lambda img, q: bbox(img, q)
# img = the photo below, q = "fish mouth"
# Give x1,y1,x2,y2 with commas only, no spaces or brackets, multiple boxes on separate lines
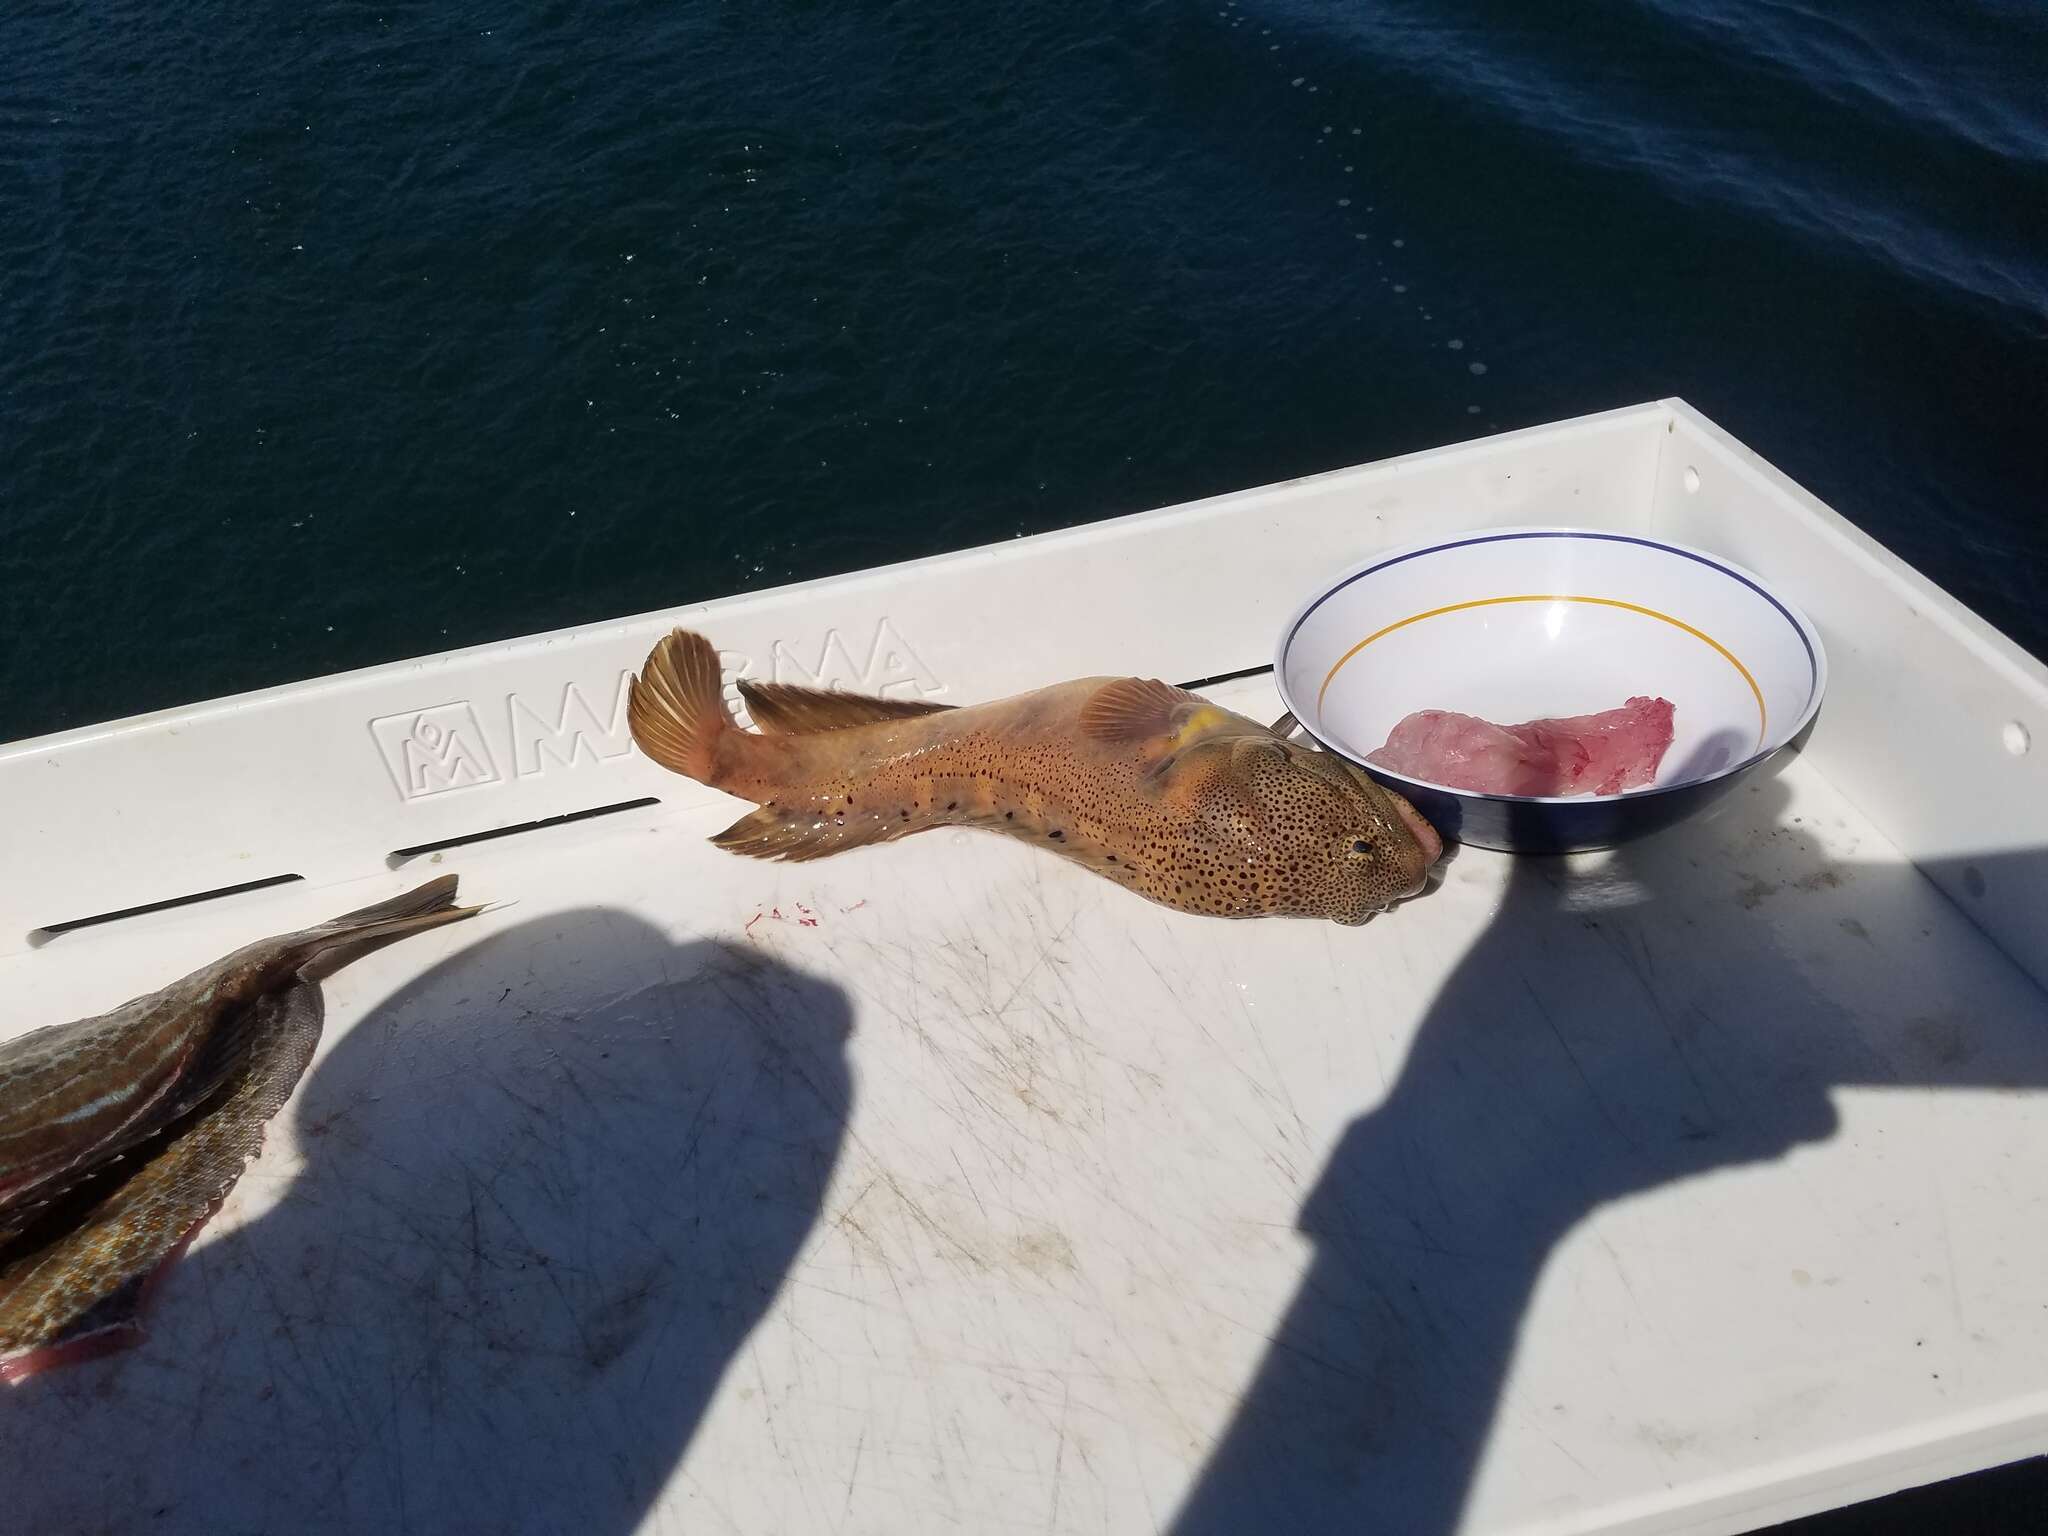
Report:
1388,856,1447,908
1388,797,1443,868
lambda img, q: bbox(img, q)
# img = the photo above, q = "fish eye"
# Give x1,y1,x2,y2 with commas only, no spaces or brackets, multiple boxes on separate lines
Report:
1348,837,1372,857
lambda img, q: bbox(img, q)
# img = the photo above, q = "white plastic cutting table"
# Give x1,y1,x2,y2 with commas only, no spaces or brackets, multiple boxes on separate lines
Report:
3,400,2045,1536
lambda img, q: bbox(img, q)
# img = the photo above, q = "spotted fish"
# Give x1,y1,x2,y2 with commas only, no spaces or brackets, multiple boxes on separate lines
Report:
627,629,1441,923
0,875,482,1383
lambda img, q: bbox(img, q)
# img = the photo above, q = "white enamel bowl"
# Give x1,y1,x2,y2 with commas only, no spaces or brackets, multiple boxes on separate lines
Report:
1274,527,1828,853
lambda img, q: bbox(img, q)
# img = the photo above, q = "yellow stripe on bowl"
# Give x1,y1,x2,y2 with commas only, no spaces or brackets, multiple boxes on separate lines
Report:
1315,594,1767,750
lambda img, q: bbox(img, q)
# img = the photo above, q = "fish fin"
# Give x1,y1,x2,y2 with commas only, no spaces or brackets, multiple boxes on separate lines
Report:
290,875,483,978
323,872,465,928
0,881,471,1228
628,629,733,784
1076,679,1205,743
737,680,954,735
708,805,925,864
1,1287,147,1384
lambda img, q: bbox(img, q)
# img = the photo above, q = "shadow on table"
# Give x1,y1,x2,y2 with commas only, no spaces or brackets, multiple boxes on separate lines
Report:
1173,769,2048,1535
0,909,854,1535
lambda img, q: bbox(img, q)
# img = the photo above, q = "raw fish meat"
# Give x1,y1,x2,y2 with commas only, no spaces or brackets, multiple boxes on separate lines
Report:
1366,697,1676,797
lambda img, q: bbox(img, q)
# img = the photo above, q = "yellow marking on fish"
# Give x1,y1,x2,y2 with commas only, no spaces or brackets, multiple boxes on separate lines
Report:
1317,594,1767,750
1174,706,1233,747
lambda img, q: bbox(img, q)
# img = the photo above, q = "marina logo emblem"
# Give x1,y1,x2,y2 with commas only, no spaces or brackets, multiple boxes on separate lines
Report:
508,674,637,776
370,619,944,800
370,703,504,799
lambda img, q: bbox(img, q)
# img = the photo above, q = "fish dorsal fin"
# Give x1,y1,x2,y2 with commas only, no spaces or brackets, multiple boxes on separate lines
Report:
1077,678,1208,743
736,680,955,735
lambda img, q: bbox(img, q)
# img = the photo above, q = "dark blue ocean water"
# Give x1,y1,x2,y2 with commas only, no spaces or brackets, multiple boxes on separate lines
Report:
3,0,2044,743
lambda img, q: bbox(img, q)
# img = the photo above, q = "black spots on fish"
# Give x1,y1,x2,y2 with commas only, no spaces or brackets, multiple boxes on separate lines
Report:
1047,829,1064,841
1004,810,1014,821
946,801,957,812
899,809,910,820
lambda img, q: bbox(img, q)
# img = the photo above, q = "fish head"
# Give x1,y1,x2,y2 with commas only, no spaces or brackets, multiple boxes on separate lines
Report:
1174,735,1443,924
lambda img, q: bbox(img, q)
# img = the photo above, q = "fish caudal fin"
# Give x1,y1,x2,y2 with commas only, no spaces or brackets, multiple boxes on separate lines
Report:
629,629,733,784
289,874,483,980
737,679,953,734
302,874,480,951
319,872,472,934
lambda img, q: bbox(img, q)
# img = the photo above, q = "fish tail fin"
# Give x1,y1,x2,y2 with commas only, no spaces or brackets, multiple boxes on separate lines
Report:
284,875,483,980
629,629,733,785
139,879,477,1107
309,874,481,947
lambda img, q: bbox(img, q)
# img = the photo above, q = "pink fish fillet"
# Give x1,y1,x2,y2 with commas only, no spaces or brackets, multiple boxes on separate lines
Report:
1365,696,1676,797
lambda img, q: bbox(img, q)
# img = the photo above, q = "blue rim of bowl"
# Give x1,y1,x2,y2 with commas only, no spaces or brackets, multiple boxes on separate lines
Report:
1273,526,1830,807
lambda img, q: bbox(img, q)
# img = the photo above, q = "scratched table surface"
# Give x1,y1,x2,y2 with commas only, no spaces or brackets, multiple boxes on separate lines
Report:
4,403,2047,1535
3,667,2046,1536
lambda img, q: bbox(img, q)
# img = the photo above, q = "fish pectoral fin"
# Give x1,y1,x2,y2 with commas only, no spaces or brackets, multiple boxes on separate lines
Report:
1076,679,1207,744
710,804,925,863
736,681,955,735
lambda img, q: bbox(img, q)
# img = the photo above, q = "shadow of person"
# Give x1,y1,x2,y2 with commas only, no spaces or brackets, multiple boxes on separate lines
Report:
1172,770,2048,1535
0,908,854,1536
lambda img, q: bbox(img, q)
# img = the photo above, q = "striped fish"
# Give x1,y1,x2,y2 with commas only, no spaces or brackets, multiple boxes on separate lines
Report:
1,875,481,1383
